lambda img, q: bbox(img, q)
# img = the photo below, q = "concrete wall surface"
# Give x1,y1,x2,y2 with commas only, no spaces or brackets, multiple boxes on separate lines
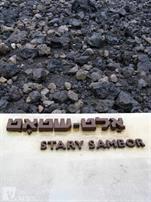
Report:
0,114,151,202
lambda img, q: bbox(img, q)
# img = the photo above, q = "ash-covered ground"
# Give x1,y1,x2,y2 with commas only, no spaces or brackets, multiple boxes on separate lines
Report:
0,0,151,113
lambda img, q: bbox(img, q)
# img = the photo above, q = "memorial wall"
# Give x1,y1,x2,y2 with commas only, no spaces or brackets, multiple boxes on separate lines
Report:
0,114,150,202
0,0,151,201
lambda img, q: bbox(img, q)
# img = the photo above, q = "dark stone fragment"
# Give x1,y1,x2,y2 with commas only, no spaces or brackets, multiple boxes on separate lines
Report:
93,59,103,70
122,65,134,78
137,54,151,72
145,47,151,56
147,97,151,109
0,86,6,97
0,62,20,79
96,100,114,113
0,43,10,55
7,31,28,43
106,35,120,45
68,104,78,113
8,86,23,101
1,7,19,24
27,104,38,113
91,81,120,99
32,68,48,82
7,100,29,113
115,91,138,111
28,91,41,103
75,56,89,65
53,91,68,103
44,103,60,113
87,32,105,48
19,48,38,59
49,38,63,48
31,32,46,44
81,106,96,113
0,98,8,112
47,59,63,72
72,0,97,12
47,35,70,49
48,18,60,26
107,62,121,71
69,18,82,28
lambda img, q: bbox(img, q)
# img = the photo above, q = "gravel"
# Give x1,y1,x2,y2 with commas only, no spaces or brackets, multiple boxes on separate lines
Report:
76,69,88,80
26,91,41,104
32,68,49,82
115,91,139,112
0,43,10,55
68,90,79,102
87,32,105,48
53,91,68,103
0,0,150,113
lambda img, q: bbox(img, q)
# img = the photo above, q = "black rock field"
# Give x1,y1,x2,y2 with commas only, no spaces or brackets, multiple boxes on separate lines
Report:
0,0,151,113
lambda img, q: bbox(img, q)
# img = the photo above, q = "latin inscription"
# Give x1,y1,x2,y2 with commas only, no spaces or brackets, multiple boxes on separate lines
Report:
40,139,145,151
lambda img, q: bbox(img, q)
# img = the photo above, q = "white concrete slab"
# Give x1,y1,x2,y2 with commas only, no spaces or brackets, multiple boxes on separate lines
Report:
0,114,151,202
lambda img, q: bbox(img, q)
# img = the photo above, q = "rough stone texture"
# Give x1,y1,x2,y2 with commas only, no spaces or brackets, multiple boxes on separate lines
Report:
0,43,10,55
53,91,68,103
68,90,79,102
115,91,139,112
0,0,151,112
